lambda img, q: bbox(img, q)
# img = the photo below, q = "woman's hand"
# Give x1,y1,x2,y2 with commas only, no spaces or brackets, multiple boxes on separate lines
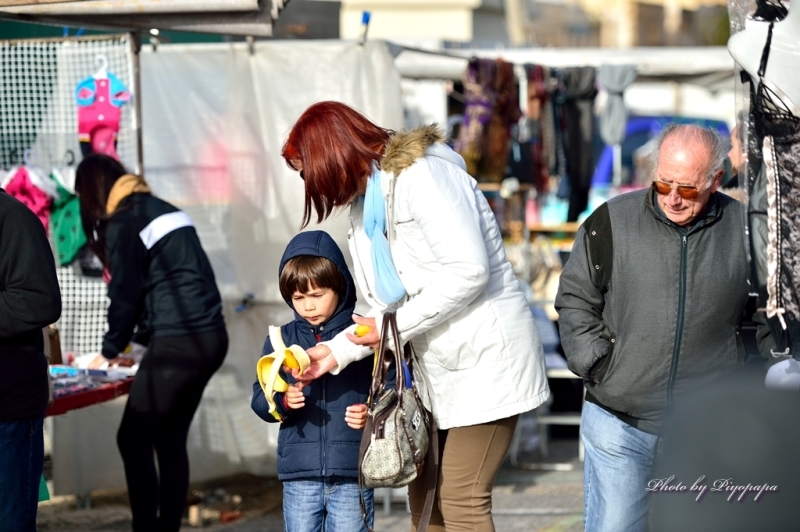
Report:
114,356,136,367
89,353,139,369
88,354,110,369
346,315,380,350
345,403,368,430
293,344,337,382
285,383,306,410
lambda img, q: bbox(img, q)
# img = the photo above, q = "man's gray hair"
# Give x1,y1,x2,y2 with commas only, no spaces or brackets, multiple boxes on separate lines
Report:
653,123,730,188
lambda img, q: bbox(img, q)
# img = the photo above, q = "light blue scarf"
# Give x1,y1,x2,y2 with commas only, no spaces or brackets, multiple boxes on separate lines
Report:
363,165,406,305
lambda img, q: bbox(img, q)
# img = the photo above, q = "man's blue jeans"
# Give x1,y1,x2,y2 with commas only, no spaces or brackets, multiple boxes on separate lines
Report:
582,402,660,532
283,477,374,532
0,417,44,532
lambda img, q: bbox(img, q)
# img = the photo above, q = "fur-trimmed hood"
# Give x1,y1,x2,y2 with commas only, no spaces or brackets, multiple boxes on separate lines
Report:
381,125,466,176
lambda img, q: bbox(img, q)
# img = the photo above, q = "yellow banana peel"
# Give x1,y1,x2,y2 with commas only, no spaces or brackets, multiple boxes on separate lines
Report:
256,326,312,419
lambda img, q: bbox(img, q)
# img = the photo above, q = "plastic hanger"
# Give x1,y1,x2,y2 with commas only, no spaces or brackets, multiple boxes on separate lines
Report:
51,150,77,194
93,54,109,80
22,149,59,198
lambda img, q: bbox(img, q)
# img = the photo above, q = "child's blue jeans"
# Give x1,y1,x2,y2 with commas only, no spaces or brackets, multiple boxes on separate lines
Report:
283,476,374,532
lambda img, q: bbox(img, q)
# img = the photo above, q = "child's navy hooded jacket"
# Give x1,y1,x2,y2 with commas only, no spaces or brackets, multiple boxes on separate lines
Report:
251,231,373,481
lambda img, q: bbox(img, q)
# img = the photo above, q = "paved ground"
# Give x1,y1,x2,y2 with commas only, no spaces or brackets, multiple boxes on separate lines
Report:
37,440,584,532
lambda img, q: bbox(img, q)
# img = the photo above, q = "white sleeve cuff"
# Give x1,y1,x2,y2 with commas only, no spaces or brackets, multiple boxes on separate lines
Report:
319,325,373,375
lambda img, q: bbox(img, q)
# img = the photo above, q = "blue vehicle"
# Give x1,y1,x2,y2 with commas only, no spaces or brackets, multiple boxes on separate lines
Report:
591,115,732,187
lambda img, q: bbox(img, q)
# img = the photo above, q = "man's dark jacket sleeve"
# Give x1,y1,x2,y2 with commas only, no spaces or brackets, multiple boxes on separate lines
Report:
0,193,61,337
0,190,61,421
555,206,613,382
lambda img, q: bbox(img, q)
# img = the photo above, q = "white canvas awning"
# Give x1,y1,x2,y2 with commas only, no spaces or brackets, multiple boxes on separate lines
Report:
0,0,288,36
0,0,260,15
392,45,736,88
0,0,85,5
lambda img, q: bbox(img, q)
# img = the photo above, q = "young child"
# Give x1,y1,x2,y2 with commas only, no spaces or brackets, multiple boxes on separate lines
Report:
251,230,375,531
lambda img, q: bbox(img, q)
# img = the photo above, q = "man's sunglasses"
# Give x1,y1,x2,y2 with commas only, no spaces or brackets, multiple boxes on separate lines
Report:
651,180,701,200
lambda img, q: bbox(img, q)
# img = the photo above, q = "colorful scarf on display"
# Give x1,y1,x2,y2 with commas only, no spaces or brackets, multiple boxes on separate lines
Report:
526,64,551,194
50,173,87,266
363,166,406,305
454,57,521,183
4,166,53,231
106,174,150,214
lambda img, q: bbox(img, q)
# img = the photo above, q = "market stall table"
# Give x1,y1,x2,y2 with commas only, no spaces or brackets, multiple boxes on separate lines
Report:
45,377,134,417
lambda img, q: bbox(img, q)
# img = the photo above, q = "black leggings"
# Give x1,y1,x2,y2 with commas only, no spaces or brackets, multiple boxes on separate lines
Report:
117,329,228,532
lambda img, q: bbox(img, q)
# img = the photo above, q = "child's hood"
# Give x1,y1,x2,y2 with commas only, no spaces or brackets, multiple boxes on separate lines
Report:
278,230,356,330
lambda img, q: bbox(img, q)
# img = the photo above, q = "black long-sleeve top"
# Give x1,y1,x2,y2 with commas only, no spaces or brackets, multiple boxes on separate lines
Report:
102,193,224,358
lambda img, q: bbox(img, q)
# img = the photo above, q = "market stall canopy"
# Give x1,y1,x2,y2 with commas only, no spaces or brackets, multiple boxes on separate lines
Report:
0,0,86,5
0,0,287,36
0,0,260,14
392,45,735,90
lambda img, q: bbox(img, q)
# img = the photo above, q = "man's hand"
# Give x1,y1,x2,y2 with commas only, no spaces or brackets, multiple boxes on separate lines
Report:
345,403,368,430
293,344,337,382
285,383,306,410
346,315,380,350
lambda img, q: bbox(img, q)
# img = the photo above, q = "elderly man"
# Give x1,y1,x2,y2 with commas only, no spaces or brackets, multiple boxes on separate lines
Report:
0,189,61,531
556,123,753,532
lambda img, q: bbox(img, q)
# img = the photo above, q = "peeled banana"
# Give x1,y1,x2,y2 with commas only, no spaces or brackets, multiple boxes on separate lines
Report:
256,326,312,420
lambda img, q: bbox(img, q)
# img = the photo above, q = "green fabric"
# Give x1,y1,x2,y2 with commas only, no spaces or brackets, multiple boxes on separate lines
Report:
50,175,87,266
38,474,50,502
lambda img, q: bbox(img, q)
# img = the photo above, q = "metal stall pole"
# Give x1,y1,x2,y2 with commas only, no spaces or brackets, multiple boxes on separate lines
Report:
130,31,144,177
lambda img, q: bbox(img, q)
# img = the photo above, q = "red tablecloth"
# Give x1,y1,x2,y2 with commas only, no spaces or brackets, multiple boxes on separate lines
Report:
45,377,134,417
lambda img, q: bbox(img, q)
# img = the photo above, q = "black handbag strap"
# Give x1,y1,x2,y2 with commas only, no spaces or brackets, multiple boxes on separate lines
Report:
358,312,439,532
366,312,405,407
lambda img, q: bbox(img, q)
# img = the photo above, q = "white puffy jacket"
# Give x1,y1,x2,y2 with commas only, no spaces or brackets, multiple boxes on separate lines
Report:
322,126,550,429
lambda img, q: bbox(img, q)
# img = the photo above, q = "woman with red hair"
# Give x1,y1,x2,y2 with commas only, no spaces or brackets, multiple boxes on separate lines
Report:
284,101,549,532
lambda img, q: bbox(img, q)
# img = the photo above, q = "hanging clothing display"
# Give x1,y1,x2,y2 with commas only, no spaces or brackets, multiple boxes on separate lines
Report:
551,68,571,200
542,67,558,182
2,166,55,231
597,64,637,147
49,171,87,266
76,70,131,160
454,57,521,183
750,22,800,355
523,64,551,193
561,67,598,221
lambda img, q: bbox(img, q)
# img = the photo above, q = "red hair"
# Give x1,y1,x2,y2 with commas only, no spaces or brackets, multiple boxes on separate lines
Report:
282,101,393,227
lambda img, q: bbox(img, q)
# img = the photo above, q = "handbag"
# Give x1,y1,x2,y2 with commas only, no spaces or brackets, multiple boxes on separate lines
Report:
358,311,438,531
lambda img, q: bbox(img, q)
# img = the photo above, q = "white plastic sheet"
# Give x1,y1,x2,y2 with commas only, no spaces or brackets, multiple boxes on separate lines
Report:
140,40,403,303
52,40,404,492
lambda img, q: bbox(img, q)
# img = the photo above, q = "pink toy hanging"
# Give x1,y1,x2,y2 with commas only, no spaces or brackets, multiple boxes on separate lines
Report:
76,55,131,160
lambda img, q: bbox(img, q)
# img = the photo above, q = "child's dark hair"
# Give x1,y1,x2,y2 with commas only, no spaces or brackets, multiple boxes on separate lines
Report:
279,256,347,302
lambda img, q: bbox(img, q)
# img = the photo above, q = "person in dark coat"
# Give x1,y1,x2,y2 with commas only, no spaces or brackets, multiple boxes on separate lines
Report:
556,124,767,532
75,154,227,532
251,230,376,532
0,189,61,532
